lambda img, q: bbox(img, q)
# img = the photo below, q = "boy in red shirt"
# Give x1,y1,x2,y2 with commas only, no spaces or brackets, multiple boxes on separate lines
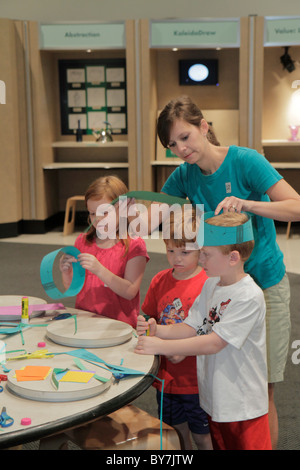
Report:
142,207,212,450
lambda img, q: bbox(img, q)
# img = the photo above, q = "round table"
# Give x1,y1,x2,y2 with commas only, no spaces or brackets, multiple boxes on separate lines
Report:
0,306,158,449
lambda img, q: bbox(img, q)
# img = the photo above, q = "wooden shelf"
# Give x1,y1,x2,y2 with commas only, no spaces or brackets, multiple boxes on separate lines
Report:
262,140,300,147
52,141,128,149
151,160,182,166
151,160,300,170
43,162,129,170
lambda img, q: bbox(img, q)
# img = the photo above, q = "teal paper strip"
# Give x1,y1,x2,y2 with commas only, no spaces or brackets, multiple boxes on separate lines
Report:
40,246,86,299
111,191,189,206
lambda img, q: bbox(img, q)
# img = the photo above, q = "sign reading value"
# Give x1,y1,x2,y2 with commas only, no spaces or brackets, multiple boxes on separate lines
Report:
265,17,300,46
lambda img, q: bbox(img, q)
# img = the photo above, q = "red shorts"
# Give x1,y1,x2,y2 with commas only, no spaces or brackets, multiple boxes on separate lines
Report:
208,414,272,450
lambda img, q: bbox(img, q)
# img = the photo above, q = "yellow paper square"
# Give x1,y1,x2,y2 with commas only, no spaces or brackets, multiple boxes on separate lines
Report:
59,370,94,384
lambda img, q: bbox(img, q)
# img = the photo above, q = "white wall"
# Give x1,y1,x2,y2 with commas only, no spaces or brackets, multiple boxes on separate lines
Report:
1,0,300,22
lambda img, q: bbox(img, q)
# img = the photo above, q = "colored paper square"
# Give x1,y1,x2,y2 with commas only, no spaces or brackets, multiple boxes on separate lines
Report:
15,366,52,381
59,370,94,384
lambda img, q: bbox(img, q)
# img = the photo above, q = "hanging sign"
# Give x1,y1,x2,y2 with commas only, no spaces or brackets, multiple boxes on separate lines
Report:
39,22,126,50
150,19,240,48
264,16,300,46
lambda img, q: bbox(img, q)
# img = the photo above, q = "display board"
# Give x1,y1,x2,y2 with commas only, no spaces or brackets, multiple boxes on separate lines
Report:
59,59,127,136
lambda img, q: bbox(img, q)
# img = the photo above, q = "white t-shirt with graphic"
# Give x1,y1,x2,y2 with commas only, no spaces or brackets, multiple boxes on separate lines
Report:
185,274,268,422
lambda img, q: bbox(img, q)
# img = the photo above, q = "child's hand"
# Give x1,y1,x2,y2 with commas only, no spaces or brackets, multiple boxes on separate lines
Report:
134,335,162,355
59,254,77,272
136,315,157,336
77,253,101,275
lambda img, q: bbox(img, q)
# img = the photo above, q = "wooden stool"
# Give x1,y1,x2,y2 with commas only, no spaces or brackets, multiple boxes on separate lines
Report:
66,405,181,450
40,405,181,450
63,196,85,236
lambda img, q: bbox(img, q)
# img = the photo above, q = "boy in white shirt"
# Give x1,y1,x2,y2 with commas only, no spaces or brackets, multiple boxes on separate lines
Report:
135,211,271,450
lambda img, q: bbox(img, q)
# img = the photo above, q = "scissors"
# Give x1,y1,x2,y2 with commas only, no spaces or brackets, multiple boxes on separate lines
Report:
0,407,14,427
0,374,7,392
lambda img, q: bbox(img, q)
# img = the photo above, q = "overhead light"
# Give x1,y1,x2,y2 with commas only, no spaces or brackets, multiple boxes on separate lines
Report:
280,47,295,73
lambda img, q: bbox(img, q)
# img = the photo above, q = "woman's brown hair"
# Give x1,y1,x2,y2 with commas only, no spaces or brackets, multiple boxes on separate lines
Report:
157,95,220,148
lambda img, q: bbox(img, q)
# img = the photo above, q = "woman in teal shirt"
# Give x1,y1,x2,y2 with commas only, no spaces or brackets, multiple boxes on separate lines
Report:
157,95,300,449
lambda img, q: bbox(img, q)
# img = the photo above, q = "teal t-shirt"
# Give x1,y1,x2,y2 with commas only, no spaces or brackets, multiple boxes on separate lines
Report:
161,145,285,289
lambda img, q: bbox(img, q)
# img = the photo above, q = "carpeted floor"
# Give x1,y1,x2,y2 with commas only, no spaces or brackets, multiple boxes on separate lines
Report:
0,241,299,450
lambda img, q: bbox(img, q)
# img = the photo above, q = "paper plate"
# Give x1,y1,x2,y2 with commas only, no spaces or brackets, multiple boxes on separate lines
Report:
6,359,112,402
46,315,133,348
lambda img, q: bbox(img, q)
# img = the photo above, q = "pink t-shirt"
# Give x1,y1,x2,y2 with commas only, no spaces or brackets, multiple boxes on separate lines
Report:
142,268,208,394
74,234,149,328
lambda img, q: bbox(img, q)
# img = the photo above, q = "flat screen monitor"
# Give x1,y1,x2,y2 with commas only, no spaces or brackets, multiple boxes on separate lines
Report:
179,59,219,86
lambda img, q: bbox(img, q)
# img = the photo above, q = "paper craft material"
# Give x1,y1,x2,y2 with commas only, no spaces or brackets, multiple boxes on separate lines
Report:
46,316,132,348
59,370,95,384
7,358,112,402
73,357,109,383
15,366,52,382
197,210,254,247
111,191,189,206
0,295,63,321
40,246,85,299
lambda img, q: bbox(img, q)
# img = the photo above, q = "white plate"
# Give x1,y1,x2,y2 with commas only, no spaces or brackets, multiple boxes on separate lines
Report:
46,315,133,348
6,358,112,402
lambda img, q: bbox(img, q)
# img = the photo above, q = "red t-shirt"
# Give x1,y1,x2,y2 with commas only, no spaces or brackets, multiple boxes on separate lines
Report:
142,268,208,394
74,234,149,328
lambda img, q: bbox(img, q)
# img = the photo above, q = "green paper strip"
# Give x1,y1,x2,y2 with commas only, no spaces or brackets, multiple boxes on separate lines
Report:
111,191,189,206
52,367,69,390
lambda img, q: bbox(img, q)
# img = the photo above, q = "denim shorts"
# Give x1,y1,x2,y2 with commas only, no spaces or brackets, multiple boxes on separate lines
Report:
156,390,210,435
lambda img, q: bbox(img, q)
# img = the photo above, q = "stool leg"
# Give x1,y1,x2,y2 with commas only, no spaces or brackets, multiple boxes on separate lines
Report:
286,221,291,239
63,199,76,236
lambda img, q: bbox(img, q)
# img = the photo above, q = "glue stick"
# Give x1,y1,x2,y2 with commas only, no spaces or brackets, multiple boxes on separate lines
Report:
21,296,29,324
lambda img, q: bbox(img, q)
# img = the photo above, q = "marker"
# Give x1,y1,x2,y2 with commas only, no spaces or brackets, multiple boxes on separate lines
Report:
21,297,29,324
143,314,150,336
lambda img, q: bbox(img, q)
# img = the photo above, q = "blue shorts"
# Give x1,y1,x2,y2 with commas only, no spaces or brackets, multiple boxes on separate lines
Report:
156,391,210,435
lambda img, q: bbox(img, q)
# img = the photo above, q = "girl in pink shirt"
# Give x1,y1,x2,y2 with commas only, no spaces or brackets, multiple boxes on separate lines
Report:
60,176,149,328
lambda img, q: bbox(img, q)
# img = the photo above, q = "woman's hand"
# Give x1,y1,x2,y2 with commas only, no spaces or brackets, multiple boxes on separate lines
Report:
214,196,249,215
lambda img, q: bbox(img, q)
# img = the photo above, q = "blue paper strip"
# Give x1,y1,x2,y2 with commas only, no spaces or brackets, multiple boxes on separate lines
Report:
40,246,85,299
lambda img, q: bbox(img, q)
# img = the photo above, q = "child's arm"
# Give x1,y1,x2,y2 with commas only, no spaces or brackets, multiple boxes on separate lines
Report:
77,253,147,300
135,330,227,357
